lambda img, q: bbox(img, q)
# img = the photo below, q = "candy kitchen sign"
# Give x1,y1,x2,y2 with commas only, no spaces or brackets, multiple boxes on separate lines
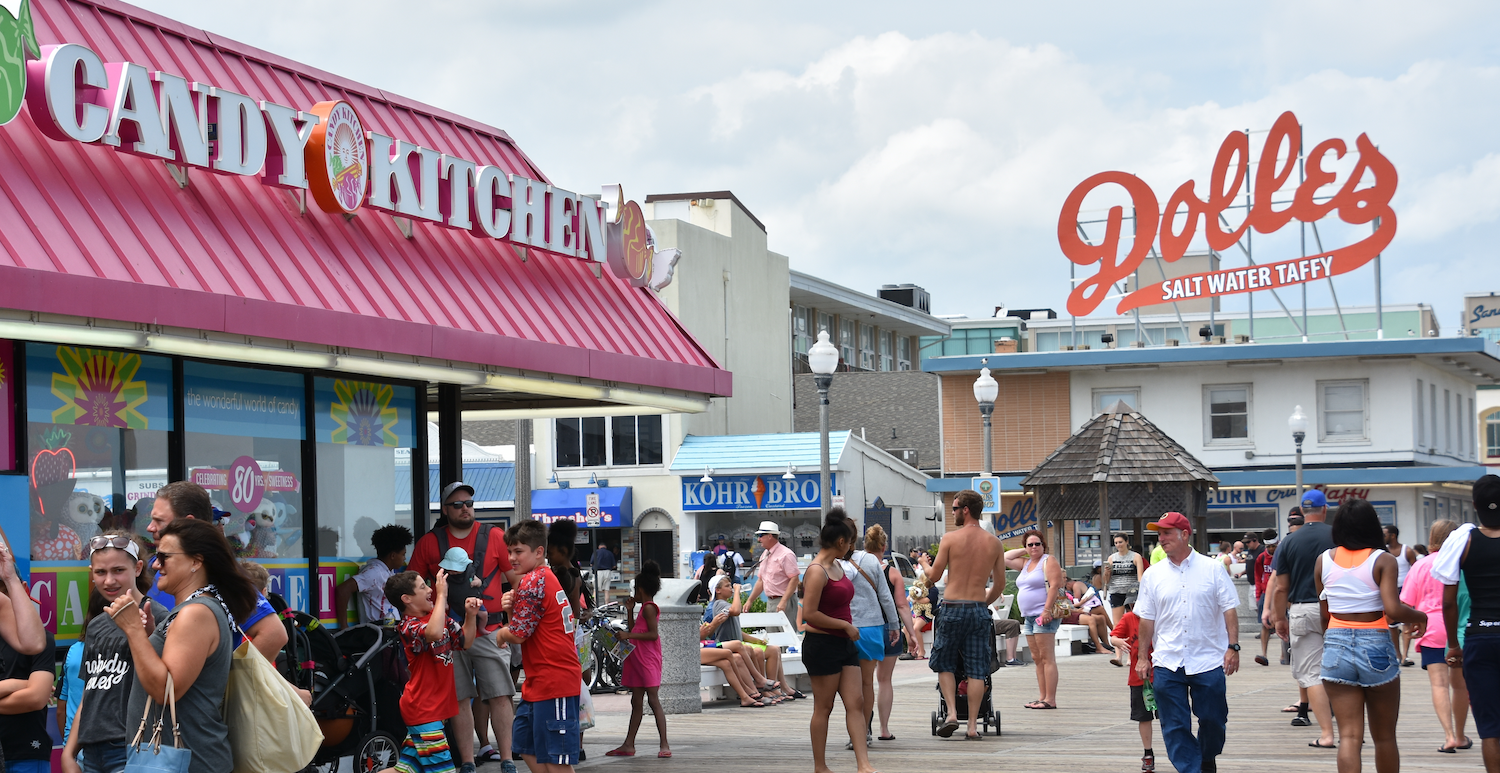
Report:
0,0,662,286
1057,111,1397,316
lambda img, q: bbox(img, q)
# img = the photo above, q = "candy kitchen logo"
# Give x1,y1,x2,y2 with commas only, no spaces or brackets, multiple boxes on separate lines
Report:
1058,111,1397,316
10,20,668,285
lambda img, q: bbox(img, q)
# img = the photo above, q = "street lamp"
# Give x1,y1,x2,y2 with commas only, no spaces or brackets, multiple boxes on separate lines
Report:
973,362,999,476
1288,405,1308,499
808,330,840,515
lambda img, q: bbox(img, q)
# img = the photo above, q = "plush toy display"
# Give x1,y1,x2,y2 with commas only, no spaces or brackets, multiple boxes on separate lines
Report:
65,491,107,545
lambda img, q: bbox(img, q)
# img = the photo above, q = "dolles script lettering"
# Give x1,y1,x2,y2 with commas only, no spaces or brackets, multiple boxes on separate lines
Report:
1057,111,1397,316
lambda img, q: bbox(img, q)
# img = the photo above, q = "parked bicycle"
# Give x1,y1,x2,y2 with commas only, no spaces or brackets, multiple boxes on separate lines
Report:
579,601,629,693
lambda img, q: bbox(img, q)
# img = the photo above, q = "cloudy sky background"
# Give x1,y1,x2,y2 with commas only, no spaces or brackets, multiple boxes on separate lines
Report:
129,0,1500,327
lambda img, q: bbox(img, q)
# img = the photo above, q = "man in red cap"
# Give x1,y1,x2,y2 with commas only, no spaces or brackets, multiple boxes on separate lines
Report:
1134,512,1240,773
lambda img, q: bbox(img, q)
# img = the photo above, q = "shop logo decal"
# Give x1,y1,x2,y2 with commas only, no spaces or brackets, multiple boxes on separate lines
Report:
50,347,149,429
305,100,367,215
0,0,37,126
330,379,398,447
752,477,766,509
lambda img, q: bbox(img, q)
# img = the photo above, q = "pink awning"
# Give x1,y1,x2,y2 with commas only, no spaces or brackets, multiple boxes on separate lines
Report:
0,0,730,397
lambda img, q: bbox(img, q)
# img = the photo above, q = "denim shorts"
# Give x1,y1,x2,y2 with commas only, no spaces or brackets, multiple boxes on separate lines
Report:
1320,627,1400,687
513,696,580,766
1022,615,1061,635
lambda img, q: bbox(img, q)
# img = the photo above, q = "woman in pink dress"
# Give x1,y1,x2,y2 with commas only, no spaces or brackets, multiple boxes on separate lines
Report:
607,561,671,758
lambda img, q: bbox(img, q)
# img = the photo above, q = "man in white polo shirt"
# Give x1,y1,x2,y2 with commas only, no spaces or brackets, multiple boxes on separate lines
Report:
747,521,800,625
1135,512,1241,773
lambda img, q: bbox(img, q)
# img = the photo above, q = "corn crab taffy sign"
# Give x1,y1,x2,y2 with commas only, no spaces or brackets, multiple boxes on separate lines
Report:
4,7,666,285
1057,111,1398,316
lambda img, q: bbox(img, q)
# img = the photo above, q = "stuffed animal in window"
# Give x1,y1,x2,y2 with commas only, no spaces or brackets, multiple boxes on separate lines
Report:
220,508,255,557
248,499,281,558
65,491,107,546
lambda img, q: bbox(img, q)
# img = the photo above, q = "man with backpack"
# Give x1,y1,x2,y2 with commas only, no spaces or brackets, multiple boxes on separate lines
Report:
408,482,520,773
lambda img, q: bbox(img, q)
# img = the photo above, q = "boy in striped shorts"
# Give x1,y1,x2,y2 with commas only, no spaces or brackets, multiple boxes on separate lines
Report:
381,569,480,773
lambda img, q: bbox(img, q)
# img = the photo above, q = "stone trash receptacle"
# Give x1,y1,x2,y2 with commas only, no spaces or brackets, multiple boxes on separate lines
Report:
655,578,703,714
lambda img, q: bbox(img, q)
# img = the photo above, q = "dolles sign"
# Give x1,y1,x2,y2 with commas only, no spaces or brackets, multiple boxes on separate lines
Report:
14,33,654,281
1058,111,1398,316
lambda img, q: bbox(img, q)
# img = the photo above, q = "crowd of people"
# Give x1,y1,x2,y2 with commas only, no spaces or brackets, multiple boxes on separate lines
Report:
12,472,1500,773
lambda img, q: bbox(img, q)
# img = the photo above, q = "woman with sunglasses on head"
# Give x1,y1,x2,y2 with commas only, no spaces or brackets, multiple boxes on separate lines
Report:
108,519,258,773
1005,529,1065,710
59,534,169,773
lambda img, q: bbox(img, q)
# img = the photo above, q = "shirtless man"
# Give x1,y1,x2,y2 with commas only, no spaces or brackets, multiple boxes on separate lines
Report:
925,489,1007,739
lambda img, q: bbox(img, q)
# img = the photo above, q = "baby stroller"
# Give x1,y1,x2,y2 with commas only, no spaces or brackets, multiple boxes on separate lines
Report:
929,608,1001,737
277,611,408,772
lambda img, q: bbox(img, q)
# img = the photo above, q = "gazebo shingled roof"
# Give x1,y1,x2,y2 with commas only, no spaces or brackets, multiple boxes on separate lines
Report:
1021,401,1220,551
1022,401,1219,488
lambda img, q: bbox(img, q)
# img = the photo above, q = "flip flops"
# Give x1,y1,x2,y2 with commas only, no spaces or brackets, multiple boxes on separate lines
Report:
936,719,960,737
659,751,673,758
605,749,635,757
1309,741,1337,749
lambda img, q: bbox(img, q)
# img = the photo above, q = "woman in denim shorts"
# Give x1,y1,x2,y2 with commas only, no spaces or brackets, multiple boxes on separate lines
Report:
1004,529,1065,710
1315,499,1427,771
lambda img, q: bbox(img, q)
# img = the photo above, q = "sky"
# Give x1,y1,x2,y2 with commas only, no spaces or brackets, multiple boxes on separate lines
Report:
126,0,1500,328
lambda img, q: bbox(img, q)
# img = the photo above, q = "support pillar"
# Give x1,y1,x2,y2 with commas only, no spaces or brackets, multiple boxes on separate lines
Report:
437,384,462,496
515,419,532,520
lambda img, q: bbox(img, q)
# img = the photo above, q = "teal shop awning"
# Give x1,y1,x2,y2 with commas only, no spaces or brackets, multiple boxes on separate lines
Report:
532,487,634,528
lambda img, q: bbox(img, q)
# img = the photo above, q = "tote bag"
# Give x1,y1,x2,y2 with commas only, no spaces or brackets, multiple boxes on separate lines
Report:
125,672,191,773
225,640,324,773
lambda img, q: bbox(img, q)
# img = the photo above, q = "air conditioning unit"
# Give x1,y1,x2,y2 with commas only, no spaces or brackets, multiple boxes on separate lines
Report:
1234,335,1250,344
1166,339,1180,347
891,448,919,468
693,198,715,208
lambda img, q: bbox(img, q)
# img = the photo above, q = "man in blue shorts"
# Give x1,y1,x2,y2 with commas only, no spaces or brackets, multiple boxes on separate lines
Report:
924,489,1007,739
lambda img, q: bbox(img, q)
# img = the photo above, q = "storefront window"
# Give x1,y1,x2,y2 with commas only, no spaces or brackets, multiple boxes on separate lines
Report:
793,305,810,354
557,415,662,468
183,361,304,561
25,344,173,560
314,378,417,627
898,337,911,370
839,320,856,366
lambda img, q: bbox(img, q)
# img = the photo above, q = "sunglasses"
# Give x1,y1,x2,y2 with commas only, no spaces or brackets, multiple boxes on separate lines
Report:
154,550,184,564
87,534,139,559
446,500,475,509
1025,542,1043,547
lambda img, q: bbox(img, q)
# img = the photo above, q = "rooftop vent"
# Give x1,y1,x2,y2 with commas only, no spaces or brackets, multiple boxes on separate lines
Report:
877,284,931,314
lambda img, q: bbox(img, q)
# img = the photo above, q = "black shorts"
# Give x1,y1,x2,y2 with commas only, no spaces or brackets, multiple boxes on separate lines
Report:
1109,591,1137,608
1420,645,1446,671
1129,684,1157,723
1466,635,1500,739
803,631,858,676
885,629,907,657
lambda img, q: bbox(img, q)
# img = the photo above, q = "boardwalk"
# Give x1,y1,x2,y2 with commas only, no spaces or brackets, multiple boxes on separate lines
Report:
571,650,1480,773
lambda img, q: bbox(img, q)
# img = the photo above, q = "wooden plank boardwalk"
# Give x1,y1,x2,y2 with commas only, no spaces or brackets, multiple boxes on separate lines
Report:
561,651,1482,773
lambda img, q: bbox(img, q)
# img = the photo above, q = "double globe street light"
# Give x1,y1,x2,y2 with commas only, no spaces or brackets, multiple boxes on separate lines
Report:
808,330,841,516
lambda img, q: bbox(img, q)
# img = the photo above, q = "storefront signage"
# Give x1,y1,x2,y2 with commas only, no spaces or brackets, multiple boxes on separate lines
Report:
532,487,633,528
1466,295,1500,335
1209,486,1371,506
1058,111,1398,316
994,494,1037,540
8,18,654,281
680,473,835,512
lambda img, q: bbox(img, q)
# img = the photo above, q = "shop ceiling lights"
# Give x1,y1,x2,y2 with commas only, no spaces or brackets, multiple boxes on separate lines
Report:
144,336,336,369
333,357,486,385
0,320,144,349
485,374,609,400
443,405,674,421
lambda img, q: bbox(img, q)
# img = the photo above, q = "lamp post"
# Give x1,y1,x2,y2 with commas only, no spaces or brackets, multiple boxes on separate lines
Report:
1288,405,1308,500
973,363,999,476
808,330,840,515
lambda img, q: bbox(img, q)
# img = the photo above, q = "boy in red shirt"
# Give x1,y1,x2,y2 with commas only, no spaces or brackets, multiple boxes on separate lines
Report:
380,570,480,773
497,520,582,773
1109,602,1157,773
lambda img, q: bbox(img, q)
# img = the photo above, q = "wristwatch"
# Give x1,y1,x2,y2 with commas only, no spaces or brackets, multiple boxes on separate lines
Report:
1226,643,1241,652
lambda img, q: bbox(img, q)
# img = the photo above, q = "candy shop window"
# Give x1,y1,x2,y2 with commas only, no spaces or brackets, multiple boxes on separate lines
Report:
183,361,304,560
313,377,417,557
24,344,173,561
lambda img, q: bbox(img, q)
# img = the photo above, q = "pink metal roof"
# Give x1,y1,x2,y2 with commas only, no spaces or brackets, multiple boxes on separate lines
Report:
0,0,730,397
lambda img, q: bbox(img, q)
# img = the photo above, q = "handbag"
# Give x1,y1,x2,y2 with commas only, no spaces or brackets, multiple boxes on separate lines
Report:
125,672,192,773
226,639,324,773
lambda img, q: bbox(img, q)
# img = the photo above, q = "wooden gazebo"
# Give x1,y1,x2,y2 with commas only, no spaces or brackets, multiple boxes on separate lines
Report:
1021,401,1220,554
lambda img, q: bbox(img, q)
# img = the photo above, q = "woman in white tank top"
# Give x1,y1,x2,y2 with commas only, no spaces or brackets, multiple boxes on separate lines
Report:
1313,499,1427,772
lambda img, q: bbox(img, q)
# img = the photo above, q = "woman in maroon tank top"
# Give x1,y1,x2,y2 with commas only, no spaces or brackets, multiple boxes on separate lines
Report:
803,512,880,773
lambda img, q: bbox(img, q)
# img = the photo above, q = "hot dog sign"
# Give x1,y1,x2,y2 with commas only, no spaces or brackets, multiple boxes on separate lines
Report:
1057,111,1397,316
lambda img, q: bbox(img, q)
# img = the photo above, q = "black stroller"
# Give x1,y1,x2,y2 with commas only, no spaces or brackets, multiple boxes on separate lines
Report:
929,610,1001,737
277,611,408,772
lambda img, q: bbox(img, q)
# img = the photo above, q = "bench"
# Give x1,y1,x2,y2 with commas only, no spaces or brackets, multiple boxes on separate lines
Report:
700,611,808,699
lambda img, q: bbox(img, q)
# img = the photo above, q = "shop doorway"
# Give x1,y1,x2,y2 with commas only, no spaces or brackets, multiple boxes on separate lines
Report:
637,509,675,577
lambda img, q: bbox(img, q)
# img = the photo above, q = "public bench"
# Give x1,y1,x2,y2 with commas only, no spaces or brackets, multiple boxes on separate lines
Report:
700,611,808,699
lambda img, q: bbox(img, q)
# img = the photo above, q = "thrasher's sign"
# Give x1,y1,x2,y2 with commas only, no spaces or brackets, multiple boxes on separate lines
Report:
1058,111,1398,316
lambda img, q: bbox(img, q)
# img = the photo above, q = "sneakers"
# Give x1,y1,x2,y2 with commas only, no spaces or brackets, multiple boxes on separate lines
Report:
1141,754,1155,772
844,732,874,750
500,762,518,773
1005,658,1024,667
458,764,477,773
1291,715,1311,727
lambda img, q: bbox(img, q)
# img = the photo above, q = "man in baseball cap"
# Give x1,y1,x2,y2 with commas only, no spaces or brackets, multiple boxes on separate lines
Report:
1136,511,1241,773
1268,490,1336,746
408,482,520,773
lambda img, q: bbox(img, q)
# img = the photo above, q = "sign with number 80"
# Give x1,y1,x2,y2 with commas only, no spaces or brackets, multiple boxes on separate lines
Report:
229,455,265,513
